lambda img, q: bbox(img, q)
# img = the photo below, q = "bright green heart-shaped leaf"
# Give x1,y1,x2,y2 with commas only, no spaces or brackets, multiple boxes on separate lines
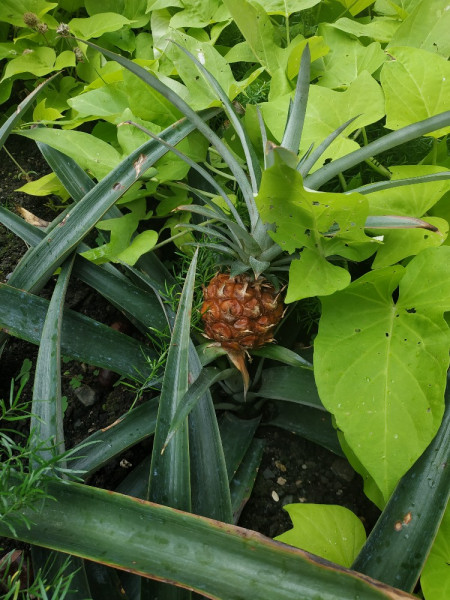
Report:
314,24,386,89
287,36,330,80
169,0,227,28
330,16,400,43
420,506,450,600
17,127,122,180
381,46,450,137
2,46,56,79
315,247,450,502
286,250,351,302
116,230,158,265
256,160,370,253
365,165,450,216
16,172,69,200
335,0,375,16
68,83,129,118
372,216,448,268
388,0,450,58
259,0,321,15
275,504,366,567
69,13,132,39
81,198,151,264
0,0,56,26
260,72,384,168
222,0,284,76
33,98,64,122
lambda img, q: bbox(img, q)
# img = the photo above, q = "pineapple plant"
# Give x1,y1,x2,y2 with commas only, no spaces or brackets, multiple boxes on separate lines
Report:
73,38,447,400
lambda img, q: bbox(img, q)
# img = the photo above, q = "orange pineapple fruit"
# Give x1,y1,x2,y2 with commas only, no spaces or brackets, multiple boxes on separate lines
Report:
201,272,284,393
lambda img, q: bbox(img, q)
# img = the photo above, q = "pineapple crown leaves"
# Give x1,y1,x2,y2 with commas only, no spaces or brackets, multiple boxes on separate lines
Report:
78,38,450,266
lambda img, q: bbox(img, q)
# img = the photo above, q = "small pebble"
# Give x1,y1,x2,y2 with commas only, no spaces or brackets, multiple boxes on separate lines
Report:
301,463,307,470
277,477,286,486
331,458,355,482
271,490,280,502
74,385,96,407
275,460,286,472
120,458,132,468
282,494,294,506
263,468,275,480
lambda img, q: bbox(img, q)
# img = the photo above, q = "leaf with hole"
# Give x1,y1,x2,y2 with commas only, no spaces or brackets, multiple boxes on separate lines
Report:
314,246,450,502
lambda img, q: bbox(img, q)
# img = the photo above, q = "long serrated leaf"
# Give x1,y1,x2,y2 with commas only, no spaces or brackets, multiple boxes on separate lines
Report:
266,402,344,457
281,44,310,155
123,121,246,228
298,116,359,177
163,368,235,451
148,250,198,509
0,74,59,148
0,284,154,381
251,345,313,368
30,254,75,465
173,41,262,198
145,252,199,600
365,215,439,230
7,117,205,295
219,413,261,482
69,399,159,479
348,171,450,195
305,111,450,189
0,206,167,333
352,380,450,592
77,38,256,223
230,438,264,523
126,258,232,523
0,476,417,600
255,366,325,410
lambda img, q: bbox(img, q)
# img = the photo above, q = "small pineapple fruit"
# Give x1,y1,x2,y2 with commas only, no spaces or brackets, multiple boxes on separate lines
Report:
201,272,285,394
201,272,284,350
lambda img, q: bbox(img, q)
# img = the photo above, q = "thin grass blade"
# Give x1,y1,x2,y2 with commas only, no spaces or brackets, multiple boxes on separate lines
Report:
281,44,310,155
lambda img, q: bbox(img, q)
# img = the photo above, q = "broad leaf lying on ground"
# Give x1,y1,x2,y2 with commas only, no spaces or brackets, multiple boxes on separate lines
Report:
314,246,450,503
275,504,366,568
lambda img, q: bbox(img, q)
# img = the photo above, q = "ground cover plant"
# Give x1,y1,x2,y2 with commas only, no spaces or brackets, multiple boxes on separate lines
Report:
0,0,449,598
